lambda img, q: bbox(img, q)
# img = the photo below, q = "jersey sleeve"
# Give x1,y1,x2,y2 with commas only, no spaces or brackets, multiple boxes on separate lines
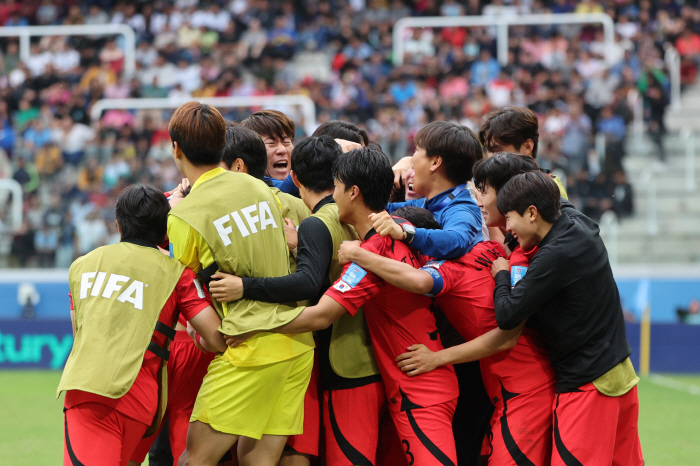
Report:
167,215,201,272
325,261,384,316
175,268,213,321
420,260,459,297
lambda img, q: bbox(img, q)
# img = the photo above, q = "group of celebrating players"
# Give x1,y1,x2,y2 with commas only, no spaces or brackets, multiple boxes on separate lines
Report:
57,102,643,466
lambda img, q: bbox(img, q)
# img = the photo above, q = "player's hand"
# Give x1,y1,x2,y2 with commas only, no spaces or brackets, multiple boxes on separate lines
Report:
334,138,362,153
338,240,362,265
209,272,244,302
187,321,206,351
169,178,190,208
369,211,404,240
392,156,412,191
491,257,510,278
284,218,298,251
395,344,438,376
225,330,258,348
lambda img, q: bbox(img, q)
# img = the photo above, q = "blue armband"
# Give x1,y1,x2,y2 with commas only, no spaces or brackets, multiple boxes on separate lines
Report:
421,265,444,297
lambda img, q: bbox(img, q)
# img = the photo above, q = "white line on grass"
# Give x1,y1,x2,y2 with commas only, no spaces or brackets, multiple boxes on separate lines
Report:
648,374,700,396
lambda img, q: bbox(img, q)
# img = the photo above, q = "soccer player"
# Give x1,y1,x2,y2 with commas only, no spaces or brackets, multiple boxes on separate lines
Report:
210,134,384,466
240,109,299,194
366,121,488,465
220,122,310,272
231,146,460,466
478,106,568,199
491,171,643,465
337,154,557,466
58,185,226,466
312,120,369,146
371,121,483,260
166,102,314,466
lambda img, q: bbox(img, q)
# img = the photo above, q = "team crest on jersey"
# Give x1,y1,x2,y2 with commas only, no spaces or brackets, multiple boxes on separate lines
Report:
341,263,367,287
333,280,352,293
424,260,445,269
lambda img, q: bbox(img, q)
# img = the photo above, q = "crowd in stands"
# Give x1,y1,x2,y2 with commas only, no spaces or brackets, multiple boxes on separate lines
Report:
0,0,691,268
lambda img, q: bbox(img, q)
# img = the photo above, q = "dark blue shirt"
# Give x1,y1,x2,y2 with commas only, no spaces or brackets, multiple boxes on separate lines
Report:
387,186,482,260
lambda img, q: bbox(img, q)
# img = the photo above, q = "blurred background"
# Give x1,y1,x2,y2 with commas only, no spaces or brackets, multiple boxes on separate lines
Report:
0,1,698,464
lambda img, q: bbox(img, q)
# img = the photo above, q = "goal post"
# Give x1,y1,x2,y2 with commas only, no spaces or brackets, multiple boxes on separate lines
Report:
0,24,136,79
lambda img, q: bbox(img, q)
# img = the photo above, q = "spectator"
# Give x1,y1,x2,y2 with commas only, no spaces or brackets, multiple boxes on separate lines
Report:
34,222,58,267
597,106,627,174
470,49,500,87
677,299,700,324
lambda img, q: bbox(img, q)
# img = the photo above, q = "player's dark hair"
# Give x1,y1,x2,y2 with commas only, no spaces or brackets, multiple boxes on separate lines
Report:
240,109,296,142
222,125,267,180
291,135,341,192
332,147,393,213
392,206,440,230
116,185,170,245
497,171,561,223
479,107,539,158
414,121,482,185
168,102,226,166
312,120,369,146
473,152,539,193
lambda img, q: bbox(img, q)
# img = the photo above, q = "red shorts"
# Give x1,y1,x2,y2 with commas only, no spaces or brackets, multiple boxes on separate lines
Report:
323,381,386,466
131,332,215,464
552,383,643,466
376,410,410,466
64,402,149,466
484,379,555,466
285,357,321,457
389,398,458,466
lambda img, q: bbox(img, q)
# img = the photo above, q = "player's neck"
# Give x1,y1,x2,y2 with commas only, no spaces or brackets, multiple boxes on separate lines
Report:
533,219,554,245
425,176,457,200
302,188,334,212
350,208,375,239
182,160,219,187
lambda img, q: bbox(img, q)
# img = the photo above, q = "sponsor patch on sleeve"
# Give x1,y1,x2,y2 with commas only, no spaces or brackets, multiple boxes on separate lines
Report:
341,263,367,288
510,266,528,287
333,280,352,293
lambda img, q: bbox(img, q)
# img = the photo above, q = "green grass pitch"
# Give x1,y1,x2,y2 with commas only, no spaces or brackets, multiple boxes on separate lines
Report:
1,371,699,465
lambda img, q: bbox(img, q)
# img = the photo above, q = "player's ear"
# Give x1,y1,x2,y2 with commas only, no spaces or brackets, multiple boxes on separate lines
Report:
350,185,360,201
290,170,301,188
528,205,538,222
521,139,534,156
172,141,182,161
430,155,443,173
234,158,247,173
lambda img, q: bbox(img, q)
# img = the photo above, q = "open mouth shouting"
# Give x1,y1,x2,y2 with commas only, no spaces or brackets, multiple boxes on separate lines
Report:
269,159,290,180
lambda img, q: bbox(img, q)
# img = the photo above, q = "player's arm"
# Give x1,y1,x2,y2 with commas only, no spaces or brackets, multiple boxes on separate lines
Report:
187,306,227,353
370,203,482,260
338,240,432,294
224,295,348,347
209,217,333,303
491,249,562,329
276,295,348,334
396,321,526,376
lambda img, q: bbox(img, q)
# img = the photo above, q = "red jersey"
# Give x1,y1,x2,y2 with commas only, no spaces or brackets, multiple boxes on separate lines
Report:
65,268,211,425
420,241,553,397
325,230,458,412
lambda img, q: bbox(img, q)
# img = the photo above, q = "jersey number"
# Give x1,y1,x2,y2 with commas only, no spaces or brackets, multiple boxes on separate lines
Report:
402,439,415,465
